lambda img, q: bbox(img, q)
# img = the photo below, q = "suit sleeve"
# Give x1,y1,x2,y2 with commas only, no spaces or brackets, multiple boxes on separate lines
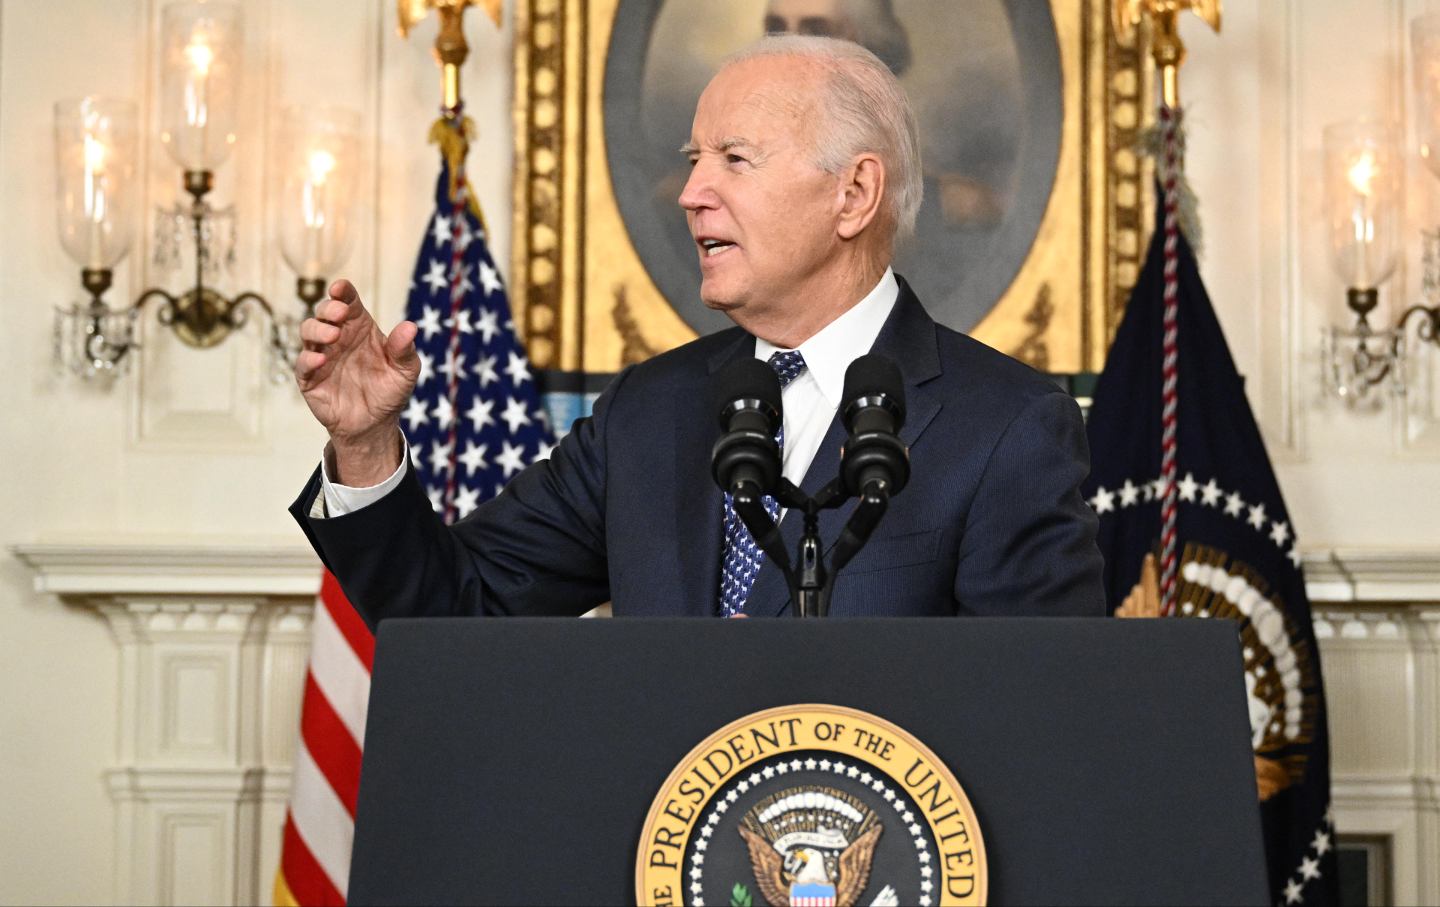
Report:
289,367,635,629
953,389,1106,617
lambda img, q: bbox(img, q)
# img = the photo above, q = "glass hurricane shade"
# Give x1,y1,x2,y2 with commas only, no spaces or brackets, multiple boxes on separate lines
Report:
275,107,361,278
1414,13,1440,181
1323,120,1400,292
159,1,242,172
54,97,139,271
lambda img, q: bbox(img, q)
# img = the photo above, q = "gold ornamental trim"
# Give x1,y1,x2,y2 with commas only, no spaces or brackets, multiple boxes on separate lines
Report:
636,704,986,907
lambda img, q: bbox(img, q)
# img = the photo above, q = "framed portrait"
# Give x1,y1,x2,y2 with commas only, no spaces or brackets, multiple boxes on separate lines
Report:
511,0,1152,376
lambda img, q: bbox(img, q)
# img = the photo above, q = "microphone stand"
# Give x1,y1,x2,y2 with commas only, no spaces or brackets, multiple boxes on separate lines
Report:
740,479,887,618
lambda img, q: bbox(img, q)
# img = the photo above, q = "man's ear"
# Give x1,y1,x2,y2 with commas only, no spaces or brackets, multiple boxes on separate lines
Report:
836,154,886,240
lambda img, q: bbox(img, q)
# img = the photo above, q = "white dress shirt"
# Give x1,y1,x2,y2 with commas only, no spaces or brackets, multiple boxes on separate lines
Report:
319,269,899,517
753,268,898,496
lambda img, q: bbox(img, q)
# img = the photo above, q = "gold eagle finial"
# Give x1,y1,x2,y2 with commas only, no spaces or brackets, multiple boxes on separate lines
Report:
395,0,503,111
1113,0,1222,108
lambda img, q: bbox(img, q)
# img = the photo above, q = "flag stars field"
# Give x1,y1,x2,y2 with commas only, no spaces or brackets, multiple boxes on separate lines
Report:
504,350,531,385
430,212,451,246
466,396,494,431
475,353,499,386
475,308,500,343
500,396,531,433
422,263,448,297
458,441,488,476
402,397,430,430
479,261,503,295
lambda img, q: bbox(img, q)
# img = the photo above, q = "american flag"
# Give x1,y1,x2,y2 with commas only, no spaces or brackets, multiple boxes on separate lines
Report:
394,133,556,517
275,113,555,906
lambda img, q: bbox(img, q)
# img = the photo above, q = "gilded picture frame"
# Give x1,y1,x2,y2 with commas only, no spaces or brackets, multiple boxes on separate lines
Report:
511,0,1152,376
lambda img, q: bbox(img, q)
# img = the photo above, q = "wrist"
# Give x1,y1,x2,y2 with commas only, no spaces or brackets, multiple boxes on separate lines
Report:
329,425,404,487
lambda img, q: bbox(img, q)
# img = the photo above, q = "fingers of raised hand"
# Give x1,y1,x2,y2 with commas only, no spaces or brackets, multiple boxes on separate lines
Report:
328,278,359,305
315,298,354,325
300,317,342,347
294,348,328,381
386,320,419,364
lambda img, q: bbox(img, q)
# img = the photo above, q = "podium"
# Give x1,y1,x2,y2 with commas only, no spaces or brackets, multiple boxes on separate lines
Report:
349,618,1267,905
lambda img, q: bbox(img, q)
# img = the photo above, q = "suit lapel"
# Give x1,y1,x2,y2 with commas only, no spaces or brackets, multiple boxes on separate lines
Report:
674,331,753,616
744,276,944,617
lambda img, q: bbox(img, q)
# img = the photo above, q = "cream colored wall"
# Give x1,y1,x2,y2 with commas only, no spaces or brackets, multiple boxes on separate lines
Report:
3,0,1440,905
0,0,512,903
1183,1,1440,546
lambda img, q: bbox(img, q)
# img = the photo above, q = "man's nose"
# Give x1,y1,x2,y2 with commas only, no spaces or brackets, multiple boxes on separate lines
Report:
678,161,716,212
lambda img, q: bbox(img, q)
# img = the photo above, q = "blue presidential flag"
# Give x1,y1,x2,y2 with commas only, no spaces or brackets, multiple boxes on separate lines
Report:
400,116,555,525
1083,200,1339,906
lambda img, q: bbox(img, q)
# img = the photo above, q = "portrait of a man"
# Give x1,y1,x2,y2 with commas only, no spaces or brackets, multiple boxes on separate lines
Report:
603,0,1063,338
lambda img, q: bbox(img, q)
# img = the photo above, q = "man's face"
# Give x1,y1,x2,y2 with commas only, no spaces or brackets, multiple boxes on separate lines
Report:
679,57,843,321
763,0,856,40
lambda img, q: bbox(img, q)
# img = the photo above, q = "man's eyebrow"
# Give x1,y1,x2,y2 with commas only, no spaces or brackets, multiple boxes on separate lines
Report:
678,137,757,156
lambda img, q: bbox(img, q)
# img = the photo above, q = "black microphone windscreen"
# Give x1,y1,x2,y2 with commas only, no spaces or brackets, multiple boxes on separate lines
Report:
842,354,905,423
712,357,783,427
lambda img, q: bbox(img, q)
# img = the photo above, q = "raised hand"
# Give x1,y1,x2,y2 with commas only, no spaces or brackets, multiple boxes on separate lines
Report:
295,279,420,486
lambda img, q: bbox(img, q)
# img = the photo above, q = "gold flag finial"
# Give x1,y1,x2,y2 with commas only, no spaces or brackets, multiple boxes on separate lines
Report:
1113,0,1222,109
396,0,503,111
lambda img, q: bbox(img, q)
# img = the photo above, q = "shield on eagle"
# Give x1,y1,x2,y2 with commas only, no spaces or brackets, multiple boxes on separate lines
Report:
738,786,883,907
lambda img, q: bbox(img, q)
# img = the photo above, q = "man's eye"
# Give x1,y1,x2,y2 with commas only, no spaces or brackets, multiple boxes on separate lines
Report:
687,156,699,168
726,153,748,165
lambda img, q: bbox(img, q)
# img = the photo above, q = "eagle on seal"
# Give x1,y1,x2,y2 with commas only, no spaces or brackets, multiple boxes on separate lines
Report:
739,823,882,907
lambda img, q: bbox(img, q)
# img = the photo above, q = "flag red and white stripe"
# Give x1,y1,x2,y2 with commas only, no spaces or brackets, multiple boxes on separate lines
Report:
274,571,374,906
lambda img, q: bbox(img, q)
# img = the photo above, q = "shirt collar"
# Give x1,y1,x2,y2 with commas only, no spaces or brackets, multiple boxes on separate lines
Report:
754,268,900,407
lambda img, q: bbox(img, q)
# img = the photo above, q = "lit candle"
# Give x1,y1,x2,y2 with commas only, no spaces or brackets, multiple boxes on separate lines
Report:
302,148,336,276
184,36,213,166
83,132,108,269
1347,150,1377,289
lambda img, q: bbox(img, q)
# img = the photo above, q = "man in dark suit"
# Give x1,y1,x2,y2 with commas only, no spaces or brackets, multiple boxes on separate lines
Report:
291,36,1104,625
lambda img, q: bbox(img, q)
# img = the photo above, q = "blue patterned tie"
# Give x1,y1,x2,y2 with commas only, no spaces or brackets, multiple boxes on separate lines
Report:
718,350,807,616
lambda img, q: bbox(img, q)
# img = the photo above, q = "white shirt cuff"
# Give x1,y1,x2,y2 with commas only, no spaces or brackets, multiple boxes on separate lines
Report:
315,430,409,518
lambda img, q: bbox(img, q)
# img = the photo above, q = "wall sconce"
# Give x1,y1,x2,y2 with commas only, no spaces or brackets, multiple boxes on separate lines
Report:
53,1,360,379
1321,17,1440,403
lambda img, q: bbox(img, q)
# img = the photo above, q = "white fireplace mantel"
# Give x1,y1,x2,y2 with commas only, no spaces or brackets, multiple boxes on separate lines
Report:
13,541,320,906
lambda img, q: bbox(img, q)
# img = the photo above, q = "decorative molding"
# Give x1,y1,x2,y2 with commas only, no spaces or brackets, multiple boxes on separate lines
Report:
1267,0,1304,455
106,766,268,800
13,541,316,906
511,0,568,369
1302,549,1440,602
612,283,658,367
1008,284,1054,371
1104,8,1151,343
1312,609,1411,641
12,542,321,597
1333,776,1440,806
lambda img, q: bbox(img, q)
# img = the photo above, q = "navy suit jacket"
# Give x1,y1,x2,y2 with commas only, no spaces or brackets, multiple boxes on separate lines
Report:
290,277,1105,625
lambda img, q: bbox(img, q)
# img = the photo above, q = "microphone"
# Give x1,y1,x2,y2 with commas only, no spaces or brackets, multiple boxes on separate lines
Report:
710,357,783,497
839,354,909,498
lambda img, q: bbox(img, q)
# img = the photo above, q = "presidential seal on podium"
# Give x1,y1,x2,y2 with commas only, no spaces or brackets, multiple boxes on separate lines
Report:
637,704,987,907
